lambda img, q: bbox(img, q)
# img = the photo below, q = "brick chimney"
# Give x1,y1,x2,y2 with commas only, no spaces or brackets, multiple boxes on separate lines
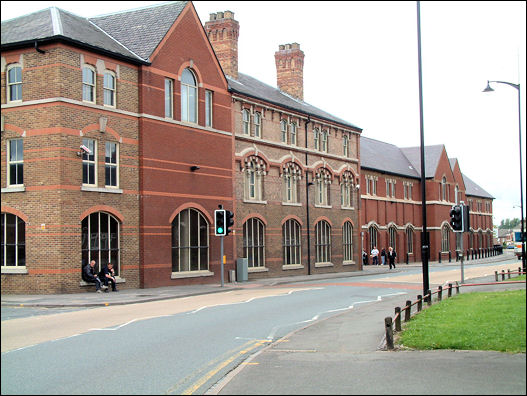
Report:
275,43,304,101
204,11,239,79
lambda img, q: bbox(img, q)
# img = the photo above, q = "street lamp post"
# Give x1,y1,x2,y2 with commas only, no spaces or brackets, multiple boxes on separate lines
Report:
483,80,525,272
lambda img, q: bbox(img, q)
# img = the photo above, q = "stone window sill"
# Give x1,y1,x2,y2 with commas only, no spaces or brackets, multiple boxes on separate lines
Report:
282,264,304,271
81,186,123,194
248,266,269,273
171,270,214,279
1,186,25,193
1,266,28,274
314,262,334,268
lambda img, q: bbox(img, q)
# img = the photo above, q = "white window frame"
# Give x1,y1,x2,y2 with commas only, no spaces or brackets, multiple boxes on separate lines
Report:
82,138,97,186
283,219,301,266
165,78,173,118
205,90,213,127
171,208,209,273
253,111,262,138
321,130,328,152
244,158,263,201
7,138,23,186
242,109,250,135
82,65,96,103
1,213,26,268
7,64,22,103
283,163,301,204
243,218,265,268
81,212,120,276
441,224,450,252
181,68,198,124
290,122,297,146
315,220,331,264
315,169,331,206
314,128,320,151
389,225,397,250
103,70,116,107
343,135,349,157
343,221,353,262
280,120,287,143
105,141,119,188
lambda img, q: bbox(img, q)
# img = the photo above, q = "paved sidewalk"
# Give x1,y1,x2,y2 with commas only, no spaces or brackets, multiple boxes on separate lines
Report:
0,252,519,308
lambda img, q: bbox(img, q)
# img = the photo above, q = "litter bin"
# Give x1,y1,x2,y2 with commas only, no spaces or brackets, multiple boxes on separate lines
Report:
228,269,236,283
236,258,248,282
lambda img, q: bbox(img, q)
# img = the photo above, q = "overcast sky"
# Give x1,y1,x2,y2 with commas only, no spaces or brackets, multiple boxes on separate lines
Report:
2,1,526,228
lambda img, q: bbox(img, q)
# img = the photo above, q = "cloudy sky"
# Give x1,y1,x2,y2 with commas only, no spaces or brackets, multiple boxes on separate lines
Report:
2,1,526,228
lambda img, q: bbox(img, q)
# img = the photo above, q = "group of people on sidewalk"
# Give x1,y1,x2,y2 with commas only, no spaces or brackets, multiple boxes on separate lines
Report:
82,260,119,293
362,246,397,269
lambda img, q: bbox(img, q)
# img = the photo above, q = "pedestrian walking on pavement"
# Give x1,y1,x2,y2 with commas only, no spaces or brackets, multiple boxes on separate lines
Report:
387,246,397,269
371,246,379,265
381,248,386,265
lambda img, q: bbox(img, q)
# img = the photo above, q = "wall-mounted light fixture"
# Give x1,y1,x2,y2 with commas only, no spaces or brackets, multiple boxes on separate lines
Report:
190,165,200,172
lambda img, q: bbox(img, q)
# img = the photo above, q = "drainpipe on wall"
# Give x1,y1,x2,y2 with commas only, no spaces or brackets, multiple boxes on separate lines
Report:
305,116,312,275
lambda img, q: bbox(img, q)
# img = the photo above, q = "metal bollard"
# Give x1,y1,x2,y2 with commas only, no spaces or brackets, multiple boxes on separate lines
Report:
495,271,498,282
395,307,401,331
404,300,411,322
438,285,442,301
385,317,394,350
448,283,452,298
507,269,511,279
501,270,505,281
417,295,422,312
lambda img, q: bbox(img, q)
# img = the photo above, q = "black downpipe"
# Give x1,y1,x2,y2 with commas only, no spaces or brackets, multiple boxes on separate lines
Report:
35,41,46,54
305,116,312,275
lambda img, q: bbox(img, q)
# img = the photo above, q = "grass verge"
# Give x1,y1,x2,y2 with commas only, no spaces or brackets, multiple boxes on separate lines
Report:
397,289,526,353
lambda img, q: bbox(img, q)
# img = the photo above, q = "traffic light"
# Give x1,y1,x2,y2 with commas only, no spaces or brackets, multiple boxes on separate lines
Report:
450,204,463,232
225,210,234,235
214,209,226,236
462,205,470,232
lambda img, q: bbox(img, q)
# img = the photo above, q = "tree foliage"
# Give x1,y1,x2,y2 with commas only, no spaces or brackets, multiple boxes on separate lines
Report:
499,218,520,229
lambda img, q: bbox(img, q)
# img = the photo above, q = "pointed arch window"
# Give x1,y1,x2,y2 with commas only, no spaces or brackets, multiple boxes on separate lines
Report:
315,168,331,206
406,226,414,254
369,225,378,251
388,225,397,251
243,218,265,268
181,68,198,123
341,171,354,208
343,221,354,262
244,156,265,201
441,224,450,252
283,162,302,204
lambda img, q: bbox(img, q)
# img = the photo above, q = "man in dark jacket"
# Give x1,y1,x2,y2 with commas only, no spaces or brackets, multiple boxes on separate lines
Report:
387,246,397,269
82,260,103,293
99,262,118,292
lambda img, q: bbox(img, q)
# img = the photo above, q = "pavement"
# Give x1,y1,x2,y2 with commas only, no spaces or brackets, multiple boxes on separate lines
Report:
2,251,526,395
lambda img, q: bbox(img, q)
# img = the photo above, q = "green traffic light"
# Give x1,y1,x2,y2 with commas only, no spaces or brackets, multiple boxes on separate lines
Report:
217,227,224,233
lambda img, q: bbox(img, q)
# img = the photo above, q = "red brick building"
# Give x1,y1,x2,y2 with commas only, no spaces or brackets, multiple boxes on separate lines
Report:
2,2,494,294
1,1,234,293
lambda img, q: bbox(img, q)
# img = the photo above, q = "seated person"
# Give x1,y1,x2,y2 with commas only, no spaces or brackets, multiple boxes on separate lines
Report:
82,260,104,293
99,262,118,292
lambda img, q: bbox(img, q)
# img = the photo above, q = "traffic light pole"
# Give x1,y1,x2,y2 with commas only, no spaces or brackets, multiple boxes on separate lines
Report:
220,235,224,287
459,232,464,284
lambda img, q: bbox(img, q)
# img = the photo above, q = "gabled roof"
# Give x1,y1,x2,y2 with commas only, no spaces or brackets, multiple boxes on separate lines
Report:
227,73,361,131
400,145,444,178
89,1,187,62
360,136,419,178
1,2,189,64
463,173,494,199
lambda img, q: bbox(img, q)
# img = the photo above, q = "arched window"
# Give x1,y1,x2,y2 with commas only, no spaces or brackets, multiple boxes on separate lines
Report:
290,122,297,146
243,218,265,268
369,225,378,252
1,213,26,268
388,225,397,251
441,224,450,252
343,135,349,157
315,168,331,206
283,162,301,203
81,212,120,275
82,65,96,103
253,112,262,138
242,109,250,135
455,185,459,204
315,220,331,263
181,68,198,123
7,64,22,102
406,226,414,254
313,128,320,150
244,156,265,201
283,219,301,265
172,208,209,272
340,171,354,208
103,71,116,107
441,176,447,201
280,120,287,143
343,221,353,262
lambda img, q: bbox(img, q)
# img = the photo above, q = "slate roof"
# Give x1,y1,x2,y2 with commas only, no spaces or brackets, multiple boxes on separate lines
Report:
227,73,361,131
360,136,419,178
462,173,494,199
89,1,187,61
400,145,445,178
1,2,189,63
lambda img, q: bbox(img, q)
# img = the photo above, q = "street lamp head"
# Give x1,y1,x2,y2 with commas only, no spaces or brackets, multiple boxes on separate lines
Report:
482,81,495,93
